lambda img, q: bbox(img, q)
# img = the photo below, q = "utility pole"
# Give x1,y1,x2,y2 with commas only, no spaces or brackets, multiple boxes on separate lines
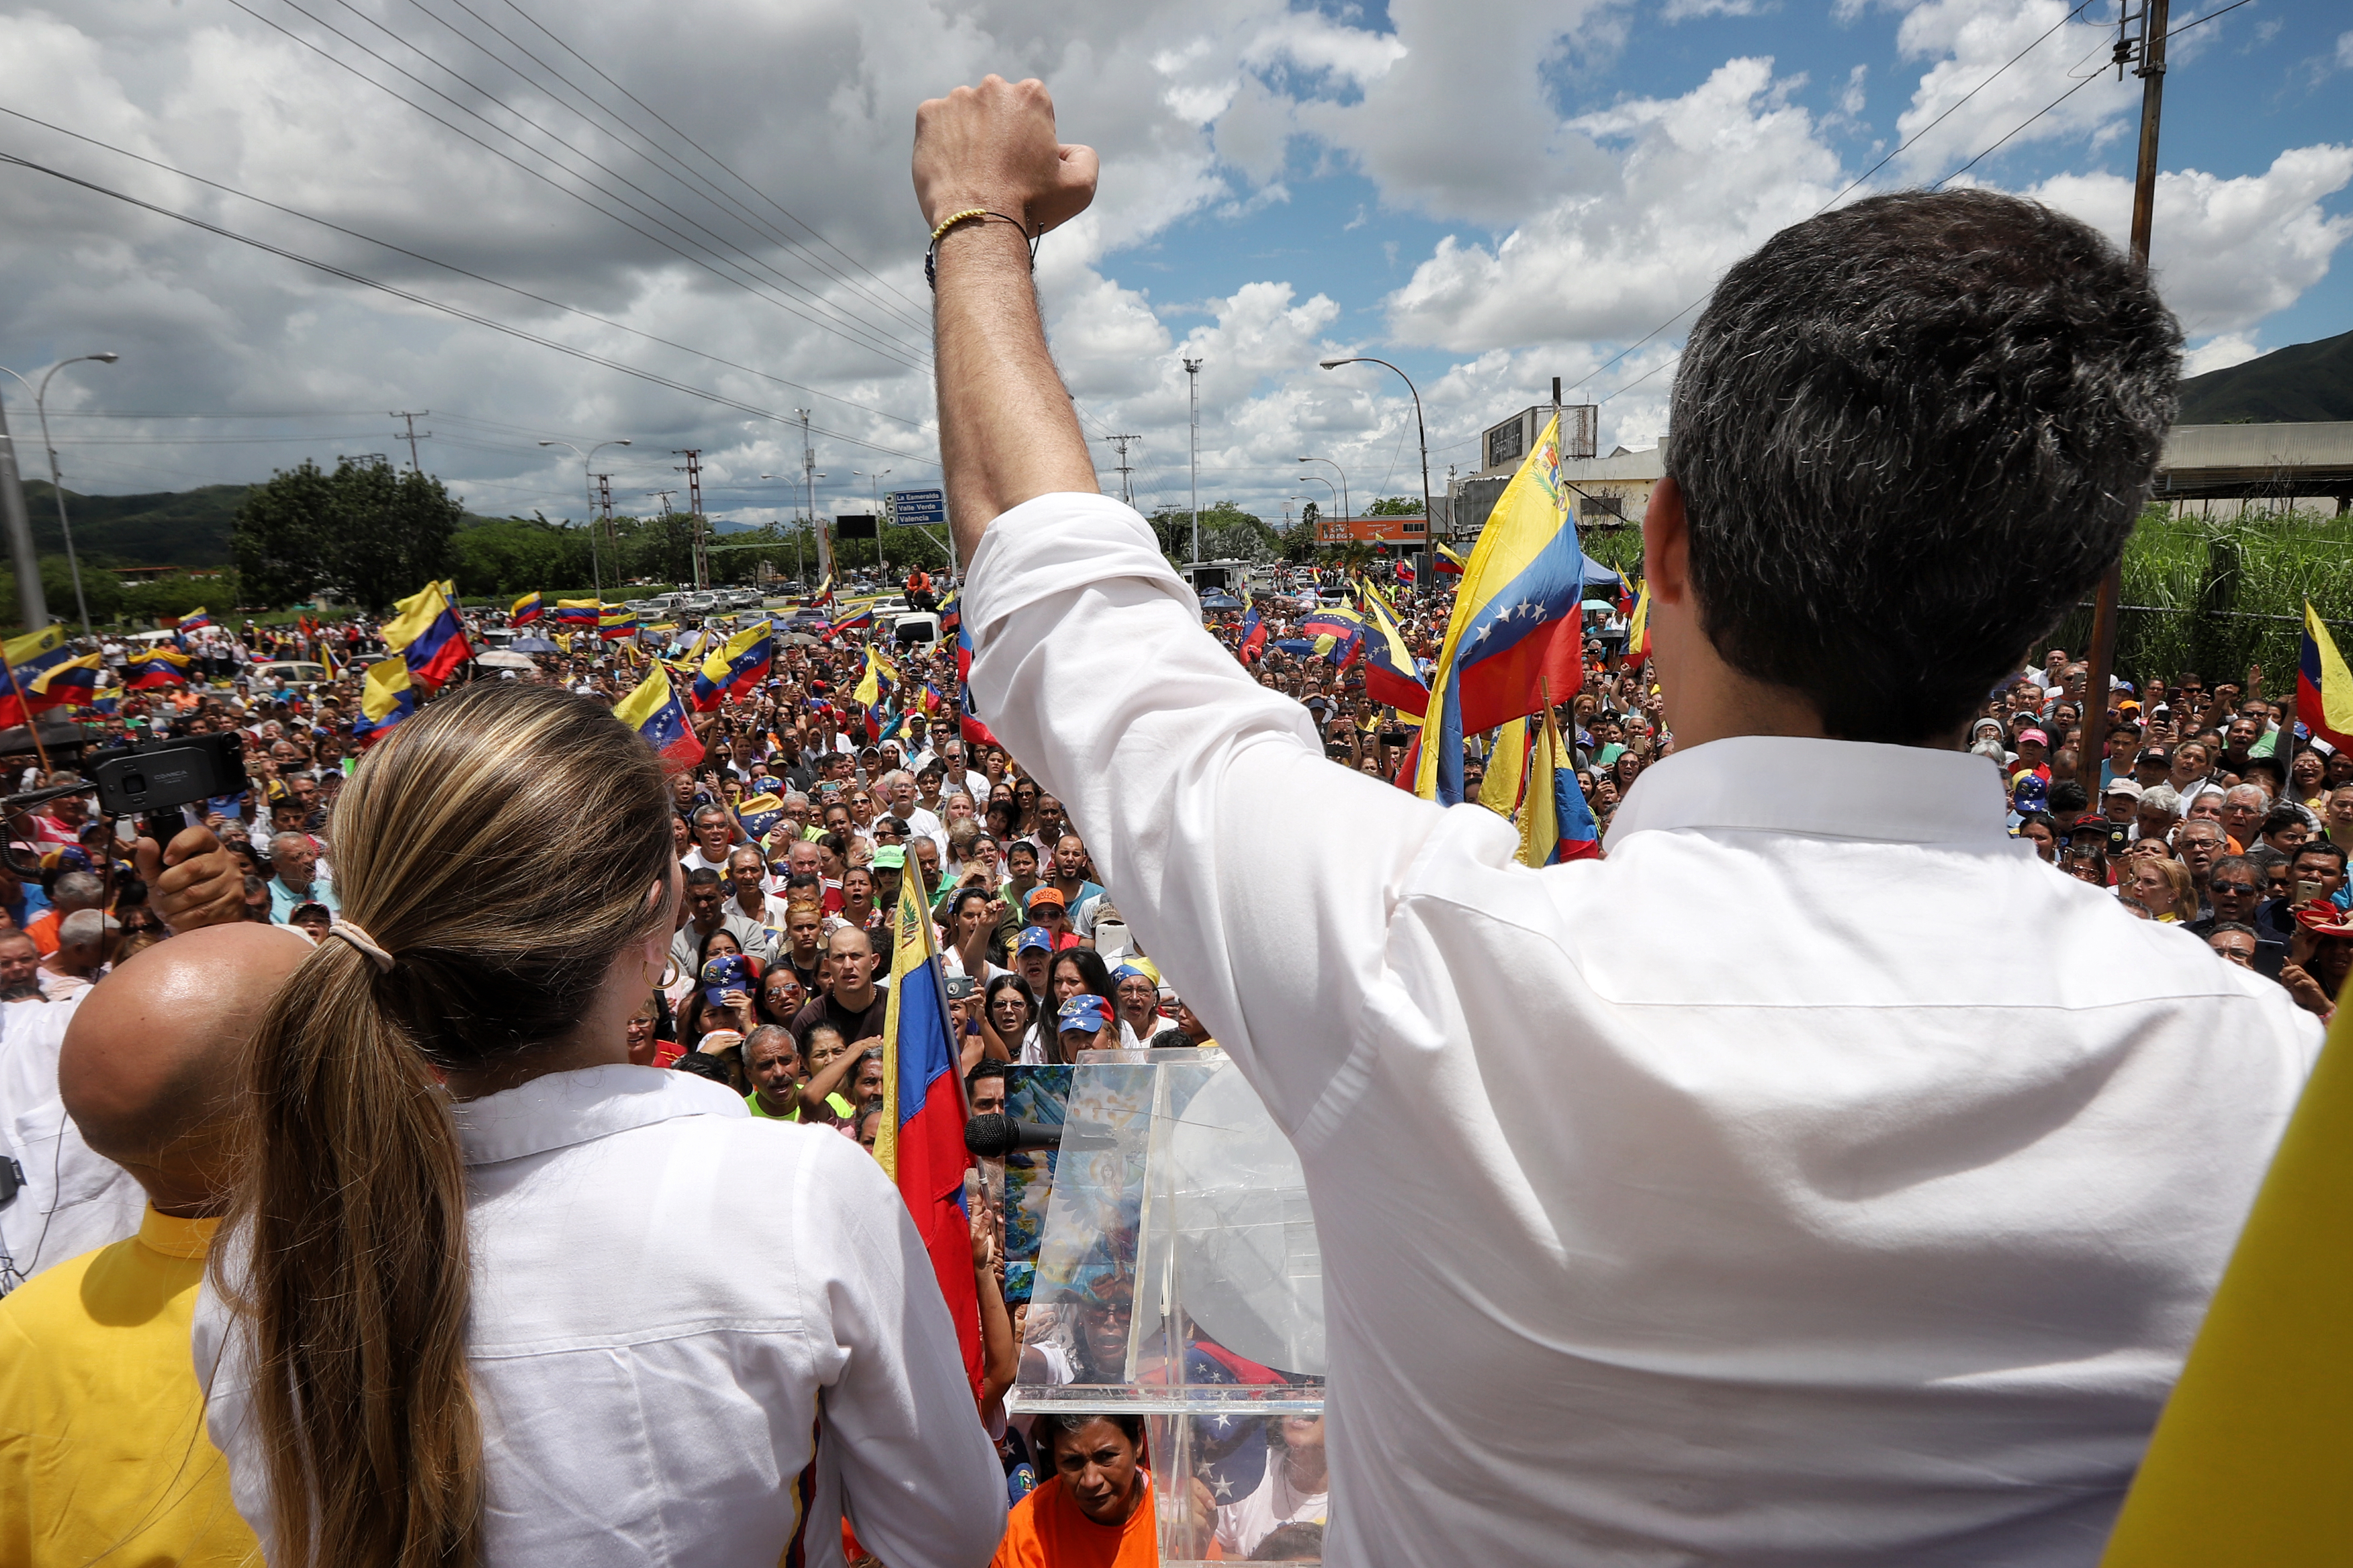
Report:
797,408,833,585
0,394,46,634
390,410,430,473
674,449,705,588
595,473,615,586
2076,0,2169,800
1100,434,1141,508
1183,359,1202,567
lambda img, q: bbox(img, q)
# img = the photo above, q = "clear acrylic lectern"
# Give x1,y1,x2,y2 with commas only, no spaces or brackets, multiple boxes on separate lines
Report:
1008,1048,1329,1565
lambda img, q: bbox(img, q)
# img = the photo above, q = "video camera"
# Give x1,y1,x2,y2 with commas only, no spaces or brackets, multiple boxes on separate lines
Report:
87,731,249,849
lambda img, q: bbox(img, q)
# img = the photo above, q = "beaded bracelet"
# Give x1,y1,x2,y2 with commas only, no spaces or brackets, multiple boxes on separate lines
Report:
925,210,1038,290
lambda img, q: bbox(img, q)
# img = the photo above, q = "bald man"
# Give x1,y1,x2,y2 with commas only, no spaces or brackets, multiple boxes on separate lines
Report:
0,923,308,1565
0,823,249,1289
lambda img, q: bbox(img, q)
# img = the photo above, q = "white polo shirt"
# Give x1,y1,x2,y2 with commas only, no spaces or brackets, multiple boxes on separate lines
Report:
195,1066,1004,1565
964,491,2319,1568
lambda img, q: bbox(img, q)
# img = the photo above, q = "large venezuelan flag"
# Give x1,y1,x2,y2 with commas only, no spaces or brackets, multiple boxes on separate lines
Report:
876,859,981,1386
382,580,470,690
1414,413,1586,804
510,591,544,627
2298,603,2353,755
612,664,705,769
351,657,415,747
554,598,603,628
689,620,774,712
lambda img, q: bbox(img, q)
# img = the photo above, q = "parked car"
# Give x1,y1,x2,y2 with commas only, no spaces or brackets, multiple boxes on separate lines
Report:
249,660,332,688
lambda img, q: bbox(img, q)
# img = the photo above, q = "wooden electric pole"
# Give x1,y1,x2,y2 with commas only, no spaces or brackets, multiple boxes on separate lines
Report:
2076,0,2168,799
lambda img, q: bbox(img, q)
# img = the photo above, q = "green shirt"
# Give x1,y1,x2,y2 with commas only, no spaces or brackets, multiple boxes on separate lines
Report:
744,1090,801,1121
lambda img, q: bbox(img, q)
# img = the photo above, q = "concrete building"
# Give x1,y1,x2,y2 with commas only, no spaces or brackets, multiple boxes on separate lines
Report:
1444,416,2353,545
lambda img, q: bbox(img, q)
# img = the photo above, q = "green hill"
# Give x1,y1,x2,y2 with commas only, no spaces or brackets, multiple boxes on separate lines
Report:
2178,327,2353,424
18,479,248,568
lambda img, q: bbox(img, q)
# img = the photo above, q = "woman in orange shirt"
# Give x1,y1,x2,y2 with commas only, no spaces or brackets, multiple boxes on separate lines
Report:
991,1414,1158,1567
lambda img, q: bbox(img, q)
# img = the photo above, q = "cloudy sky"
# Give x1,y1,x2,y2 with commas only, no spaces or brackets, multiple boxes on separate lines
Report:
0,0,2346,539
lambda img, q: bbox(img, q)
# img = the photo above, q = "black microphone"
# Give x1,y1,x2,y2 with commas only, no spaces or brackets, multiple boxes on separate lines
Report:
965,1114,1066,1159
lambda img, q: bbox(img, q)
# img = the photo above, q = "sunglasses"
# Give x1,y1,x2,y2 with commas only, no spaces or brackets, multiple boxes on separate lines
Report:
2210,881,2262,896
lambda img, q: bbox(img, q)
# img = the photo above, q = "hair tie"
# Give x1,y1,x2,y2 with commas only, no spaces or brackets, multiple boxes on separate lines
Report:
326,917,395,974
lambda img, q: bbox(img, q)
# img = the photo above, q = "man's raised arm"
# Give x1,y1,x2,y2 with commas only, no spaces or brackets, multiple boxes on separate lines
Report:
912,75,1101,553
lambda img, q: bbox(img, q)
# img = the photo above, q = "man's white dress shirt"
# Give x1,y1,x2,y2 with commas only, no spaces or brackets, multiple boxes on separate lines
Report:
0,992,140,1290
964,492,2320,1568
195,1066,1003,1566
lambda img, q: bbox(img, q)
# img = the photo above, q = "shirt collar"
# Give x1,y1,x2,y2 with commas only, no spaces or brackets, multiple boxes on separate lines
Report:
449,1063,748,1166
1605,735,2012,848
139,1207,220,1260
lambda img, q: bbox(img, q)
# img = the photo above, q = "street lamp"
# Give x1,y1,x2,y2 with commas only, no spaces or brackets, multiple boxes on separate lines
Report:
1296,454,1349,529
762,473,809,584
0,353,119,639
539,438,631,600
1320,357,1432,558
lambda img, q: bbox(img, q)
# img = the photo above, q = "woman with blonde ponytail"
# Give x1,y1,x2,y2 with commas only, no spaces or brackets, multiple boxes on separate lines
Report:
194,684,1004,1568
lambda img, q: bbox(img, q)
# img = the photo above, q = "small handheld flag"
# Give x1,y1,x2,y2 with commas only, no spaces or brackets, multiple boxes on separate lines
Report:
510,592,545,627
690,620,775,712
27,652,103,714
123,644,193,691
352,657,416,747
383,580,471,690
612,664,705,769
2298,604,2353,755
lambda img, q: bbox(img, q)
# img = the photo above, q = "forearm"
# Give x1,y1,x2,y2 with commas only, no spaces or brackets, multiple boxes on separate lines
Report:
933,226,1098,563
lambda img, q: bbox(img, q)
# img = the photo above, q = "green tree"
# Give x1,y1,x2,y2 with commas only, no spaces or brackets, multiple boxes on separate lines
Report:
328,459,459,612
232,457,460,610
1365,495,1424,515
233,458,337,605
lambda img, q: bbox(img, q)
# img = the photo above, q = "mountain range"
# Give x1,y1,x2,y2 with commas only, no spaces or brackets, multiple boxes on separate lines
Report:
2177,327,2353,424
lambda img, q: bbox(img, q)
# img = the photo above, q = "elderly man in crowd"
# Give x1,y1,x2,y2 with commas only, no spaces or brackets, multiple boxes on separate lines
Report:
265,832,337,922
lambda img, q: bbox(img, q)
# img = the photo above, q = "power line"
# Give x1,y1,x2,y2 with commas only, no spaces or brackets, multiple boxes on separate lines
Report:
412,0,936,342
334,0,935,362
218,0,930,373
0,102,929,432
0,148,941,467
493,0,934,324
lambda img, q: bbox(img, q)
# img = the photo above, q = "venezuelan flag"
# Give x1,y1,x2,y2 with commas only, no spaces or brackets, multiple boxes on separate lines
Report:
1520,702,1600,864
2299,604,2353,755
351,657,415,747
612,664,704,769
124,644,193,690
1235,588,1269,666
952,610,1002,751
383,580,471,690
937,590,961,641
830,604,875,639
852,645,897,709
1396,557,1417,588
1414,413,1586,804
0,625,72,725
177,607,214,633
598,606,638,641
553,598,602,628
1298,608,1367,667
28,652,102,713
1358,582,1429,718
1433,542,1468,576
875,852,982,1387
689,620,775,712
1625,582,1650,667
510,591,545,627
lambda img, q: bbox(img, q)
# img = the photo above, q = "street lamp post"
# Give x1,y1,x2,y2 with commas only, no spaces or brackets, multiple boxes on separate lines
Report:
1296,454,1349,531
0,374,49,635
1320,357,1431,559
539,438,633,601
0,353,119,639
761,473,807,585
852,469,893,578
1184,357,1203,567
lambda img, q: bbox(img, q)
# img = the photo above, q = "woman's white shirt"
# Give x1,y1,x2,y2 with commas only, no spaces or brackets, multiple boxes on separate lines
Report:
193,1064,1004,1567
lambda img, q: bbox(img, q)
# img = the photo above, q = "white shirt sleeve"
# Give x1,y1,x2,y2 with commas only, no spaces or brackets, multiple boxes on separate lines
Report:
963,492,1467,1133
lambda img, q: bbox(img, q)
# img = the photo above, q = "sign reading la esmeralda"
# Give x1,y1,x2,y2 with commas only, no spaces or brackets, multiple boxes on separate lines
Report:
889,488,946,528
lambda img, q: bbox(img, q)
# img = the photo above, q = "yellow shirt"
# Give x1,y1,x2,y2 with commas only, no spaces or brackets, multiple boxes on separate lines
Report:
0,1207,255,1567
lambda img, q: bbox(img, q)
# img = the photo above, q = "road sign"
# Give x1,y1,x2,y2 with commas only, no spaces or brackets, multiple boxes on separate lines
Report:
890,488,946,528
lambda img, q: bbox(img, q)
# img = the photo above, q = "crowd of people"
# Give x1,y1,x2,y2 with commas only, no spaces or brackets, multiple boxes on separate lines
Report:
0,79,2331,1568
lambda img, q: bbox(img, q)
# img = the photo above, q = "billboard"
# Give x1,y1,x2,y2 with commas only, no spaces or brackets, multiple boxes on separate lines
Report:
1315,516,1428,544
834,513,878,540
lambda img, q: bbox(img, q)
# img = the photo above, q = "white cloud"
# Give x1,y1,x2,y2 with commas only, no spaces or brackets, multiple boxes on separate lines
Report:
1381,58,1839,351
2181,333,2262,377
1892,0,2135,181
2023,145,2353,336
1664,0,1767,19
2336,30,2352,68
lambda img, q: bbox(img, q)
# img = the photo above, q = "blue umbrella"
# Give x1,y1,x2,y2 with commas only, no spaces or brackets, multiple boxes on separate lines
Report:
510,636,560,653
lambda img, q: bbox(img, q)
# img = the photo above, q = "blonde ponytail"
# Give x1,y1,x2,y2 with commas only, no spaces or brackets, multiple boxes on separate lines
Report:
218,684,673,1568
